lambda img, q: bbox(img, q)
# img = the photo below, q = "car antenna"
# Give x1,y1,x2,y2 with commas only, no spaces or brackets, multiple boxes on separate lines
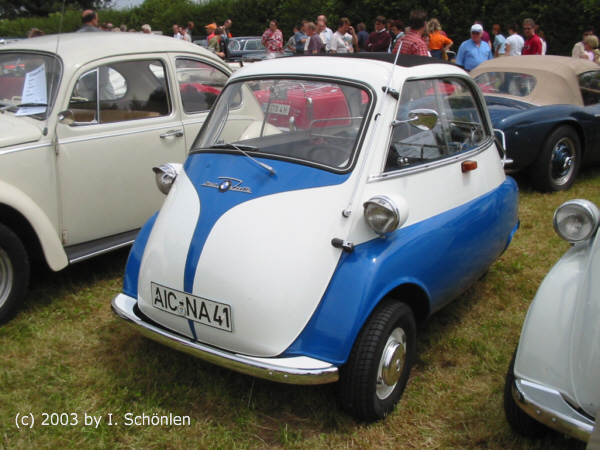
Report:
342,50,403,218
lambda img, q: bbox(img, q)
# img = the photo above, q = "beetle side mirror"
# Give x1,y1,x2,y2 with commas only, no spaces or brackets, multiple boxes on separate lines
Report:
58,110,75,125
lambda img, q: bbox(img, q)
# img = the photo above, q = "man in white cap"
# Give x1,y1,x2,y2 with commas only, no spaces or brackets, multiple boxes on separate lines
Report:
456,23,493,71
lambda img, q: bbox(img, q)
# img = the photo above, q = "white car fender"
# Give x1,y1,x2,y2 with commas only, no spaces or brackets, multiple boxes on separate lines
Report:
0,180,68,271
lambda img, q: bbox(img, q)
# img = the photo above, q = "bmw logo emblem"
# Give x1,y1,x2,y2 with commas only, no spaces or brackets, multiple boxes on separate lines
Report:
219,179,232,192
178,306,186,316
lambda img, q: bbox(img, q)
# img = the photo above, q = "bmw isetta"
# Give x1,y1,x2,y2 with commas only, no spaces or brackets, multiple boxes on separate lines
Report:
112,54,519,422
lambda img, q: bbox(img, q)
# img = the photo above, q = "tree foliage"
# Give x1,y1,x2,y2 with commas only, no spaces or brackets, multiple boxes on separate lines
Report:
0,0,598,56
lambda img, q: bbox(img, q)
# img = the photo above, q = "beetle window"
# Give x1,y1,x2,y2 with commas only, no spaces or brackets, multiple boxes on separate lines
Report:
474,72,537,97
578,71,600,106
68,59,170,124
385,78,487,172
176,58,228,113
193,78,371,170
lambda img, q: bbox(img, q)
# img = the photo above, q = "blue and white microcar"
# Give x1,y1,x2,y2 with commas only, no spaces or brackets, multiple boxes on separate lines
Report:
112,54,519,422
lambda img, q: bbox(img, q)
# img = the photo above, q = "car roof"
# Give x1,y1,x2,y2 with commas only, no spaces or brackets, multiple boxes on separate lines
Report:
470,55,600,106
0,32,226,69
232,53,465,86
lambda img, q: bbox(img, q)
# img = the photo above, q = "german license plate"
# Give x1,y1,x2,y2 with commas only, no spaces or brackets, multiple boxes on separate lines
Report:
263,103,290,115
151,282,232,332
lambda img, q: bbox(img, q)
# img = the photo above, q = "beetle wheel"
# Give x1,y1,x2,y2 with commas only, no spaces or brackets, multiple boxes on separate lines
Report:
0,224,30,324
530,126,581,192
339,300,416,422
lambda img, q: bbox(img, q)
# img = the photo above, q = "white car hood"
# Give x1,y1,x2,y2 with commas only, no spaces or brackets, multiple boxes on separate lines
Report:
137,153,356,357
0,115,43,148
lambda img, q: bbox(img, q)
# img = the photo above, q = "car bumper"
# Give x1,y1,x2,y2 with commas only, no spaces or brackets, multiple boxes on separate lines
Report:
512,378,594,442
111,293,339,385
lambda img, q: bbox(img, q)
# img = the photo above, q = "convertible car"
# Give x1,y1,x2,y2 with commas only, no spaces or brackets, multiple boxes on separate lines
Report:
112,54,519,422
471,56,600,192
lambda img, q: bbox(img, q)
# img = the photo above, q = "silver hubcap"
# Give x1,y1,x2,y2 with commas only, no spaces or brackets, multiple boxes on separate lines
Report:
551,137,576,186
0,248,14,308
376,327,407,400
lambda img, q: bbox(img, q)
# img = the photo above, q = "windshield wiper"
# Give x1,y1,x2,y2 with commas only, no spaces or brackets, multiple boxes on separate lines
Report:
15,103,48,108
209,142,276,176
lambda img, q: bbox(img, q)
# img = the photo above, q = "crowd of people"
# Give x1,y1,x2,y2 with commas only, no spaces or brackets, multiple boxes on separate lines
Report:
28,9,599,70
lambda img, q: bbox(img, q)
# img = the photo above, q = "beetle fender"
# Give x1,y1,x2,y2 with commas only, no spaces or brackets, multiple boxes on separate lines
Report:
0,180,67,271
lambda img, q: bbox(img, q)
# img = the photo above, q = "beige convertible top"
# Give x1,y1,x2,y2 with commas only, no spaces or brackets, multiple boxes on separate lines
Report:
470,55,600,106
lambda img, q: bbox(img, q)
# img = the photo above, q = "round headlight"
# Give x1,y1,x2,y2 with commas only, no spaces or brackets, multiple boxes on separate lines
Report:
152,163,181,195
553,199,600,243
363,195,404,235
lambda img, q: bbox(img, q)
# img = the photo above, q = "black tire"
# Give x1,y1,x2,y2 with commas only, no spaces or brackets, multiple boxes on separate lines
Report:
504,348,549,438
339,300,416,422
0,224,30,324
530,125,581,192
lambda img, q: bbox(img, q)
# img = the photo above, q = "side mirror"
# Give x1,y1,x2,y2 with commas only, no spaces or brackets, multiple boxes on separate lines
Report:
58,110,75,125
391,109,438,131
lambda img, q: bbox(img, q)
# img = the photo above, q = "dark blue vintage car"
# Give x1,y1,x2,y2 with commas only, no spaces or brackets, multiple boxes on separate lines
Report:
471,56,600,192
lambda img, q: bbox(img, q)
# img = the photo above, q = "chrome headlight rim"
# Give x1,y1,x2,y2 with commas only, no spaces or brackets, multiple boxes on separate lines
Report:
553,199,600,243
363,195,401,236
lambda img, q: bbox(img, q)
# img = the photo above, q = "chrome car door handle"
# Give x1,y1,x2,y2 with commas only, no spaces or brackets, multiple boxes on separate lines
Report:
160,129,184,138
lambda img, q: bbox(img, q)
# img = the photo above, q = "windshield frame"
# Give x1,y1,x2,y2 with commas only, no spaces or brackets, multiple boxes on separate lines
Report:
190,74,375,174
0,50,63,120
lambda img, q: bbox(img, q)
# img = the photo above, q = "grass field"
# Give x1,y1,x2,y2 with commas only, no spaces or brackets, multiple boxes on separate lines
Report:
2,168,599,449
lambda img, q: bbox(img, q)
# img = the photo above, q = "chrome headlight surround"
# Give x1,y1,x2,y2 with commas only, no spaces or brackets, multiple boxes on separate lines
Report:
553,199,600,243
152,163,182,195
363,195,408,235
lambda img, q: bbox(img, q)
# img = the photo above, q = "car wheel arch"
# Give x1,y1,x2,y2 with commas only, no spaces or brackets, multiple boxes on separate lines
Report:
383,282,431,326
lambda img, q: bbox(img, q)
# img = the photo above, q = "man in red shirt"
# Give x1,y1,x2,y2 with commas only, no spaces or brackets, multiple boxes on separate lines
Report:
364,16,391,52
521,18,543,55
392,11,429,56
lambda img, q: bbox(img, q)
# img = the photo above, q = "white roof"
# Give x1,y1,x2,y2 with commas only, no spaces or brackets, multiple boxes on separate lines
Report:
1,32,226,71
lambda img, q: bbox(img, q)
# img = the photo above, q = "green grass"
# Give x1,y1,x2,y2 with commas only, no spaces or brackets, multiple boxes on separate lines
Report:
2,167,600,449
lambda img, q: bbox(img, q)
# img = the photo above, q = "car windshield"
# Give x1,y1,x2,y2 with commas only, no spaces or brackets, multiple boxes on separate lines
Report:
193,78,371,170
0,52,61,119
474,72,537,97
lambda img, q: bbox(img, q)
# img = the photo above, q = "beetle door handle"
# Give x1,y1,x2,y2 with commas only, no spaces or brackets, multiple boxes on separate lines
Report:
160,129,184,138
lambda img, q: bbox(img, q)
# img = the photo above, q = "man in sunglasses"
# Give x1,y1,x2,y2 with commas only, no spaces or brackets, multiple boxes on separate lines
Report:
521,18,543,55
455,24,493,71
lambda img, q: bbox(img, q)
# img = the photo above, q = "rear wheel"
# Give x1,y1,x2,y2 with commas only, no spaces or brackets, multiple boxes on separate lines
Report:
530,126,580,192
0,224,30,323
340,300,416,422
504,348,550,438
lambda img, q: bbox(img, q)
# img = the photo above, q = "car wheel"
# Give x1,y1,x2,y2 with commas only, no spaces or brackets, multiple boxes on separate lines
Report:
504,348,549,438
0,224,30,323
339,300,416,422
530,126,581,192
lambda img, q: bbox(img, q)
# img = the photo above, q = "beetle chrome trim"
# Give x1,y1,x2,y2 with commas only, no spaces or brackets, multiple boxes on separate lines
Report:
111,293,340,385
513,378,594,442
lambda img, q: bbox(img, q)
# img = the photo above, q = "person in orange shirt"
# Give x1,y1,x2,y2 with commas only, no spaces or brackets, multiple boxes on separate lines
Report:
428,18,453,59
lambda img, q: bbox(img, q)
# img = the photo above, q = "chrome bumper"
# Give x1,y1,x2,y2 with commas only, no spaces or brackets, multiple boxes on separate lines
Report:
513,378,594,442
111,293,339,385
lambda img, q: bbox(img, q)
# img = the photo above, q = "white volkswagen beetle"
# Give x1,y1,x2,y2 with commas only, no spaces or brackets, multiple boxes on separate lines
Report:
0,33,231,322
112,54,520,422
504,199,599,443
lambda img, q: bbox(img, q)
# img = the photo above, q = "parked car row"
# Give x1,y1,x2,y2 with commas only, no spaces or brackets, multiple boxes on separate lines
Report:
1,36,598,442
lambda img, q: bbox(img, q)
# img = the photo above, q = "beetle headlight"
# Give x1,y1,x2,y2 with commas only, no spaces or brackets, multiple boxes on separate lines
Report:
553,199,600,243
363,195,408,235
152,163,182,195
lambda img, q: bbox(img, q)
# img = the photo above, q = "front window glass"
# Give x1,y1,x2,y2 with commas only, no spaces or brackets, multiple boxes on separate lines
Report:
68,59,170,124
474,72,537,97
0,52,61,119
193,78,371,170
176,58,228,113
578,71,600,106
385,78,487,172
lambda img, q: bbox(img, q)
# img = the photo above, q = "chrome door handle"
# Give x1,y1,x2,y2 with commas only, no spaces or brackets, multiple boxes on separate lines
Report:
160,129,184,138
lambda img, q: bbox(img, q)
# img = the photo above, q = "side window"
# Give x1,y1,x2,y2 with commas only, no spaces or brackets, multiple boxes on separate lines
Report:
385,78,487,172
68,59,170,124
176,58,228,114
579,71,600,106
